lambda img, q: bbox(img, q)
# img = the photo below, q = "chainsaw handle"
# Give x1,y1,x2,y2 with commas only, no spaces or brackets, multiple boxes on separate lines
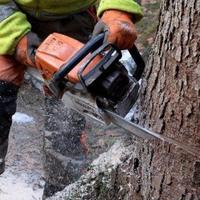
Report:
53,33,145,83
78,42,122,89
128,45,145,81
53,33,105,82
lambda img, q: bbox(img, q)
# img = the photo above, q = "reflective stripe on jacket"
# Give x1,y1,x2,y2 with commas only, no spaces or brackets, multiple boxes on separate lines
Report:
0,0,143,55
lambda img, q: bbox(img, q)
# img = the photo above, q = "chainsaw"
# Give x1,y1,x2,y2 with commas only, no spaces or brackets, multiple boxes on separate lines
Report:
34,33,199,157
35,33,143,120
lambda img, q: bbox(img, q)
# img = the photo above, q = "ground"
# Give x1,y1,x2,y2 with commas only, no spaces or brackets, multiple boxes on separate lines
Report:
0,83,45,200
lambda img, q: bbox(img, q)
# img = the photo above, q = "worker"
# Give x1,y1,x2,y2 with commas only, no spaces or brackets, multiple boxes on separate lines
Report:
0,0,142,178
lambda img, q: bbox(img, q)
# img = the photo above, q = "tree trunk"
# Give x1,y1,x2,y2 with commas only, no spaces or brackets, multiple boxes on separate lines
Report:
47,0,200,199
137,0,200,199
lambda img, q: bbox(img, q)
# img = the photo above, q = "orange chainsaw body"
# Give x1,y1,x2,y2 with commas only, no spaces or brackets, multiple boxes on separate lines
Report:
35,33,101,83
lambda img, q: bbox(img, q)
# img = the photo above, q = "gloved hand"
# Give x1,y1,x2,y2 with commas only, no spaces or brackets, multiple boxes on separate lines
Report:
15,32,41,67
93,10,137,49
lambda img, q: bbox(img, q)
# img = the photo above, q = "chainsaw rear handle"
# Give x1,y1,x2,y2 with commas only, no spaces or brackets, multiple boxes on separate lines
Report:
52,33,145,83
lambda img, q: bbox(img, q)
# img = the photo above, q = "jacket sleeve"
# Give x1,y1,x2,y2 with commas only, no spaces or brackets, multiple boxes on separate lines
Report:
97,0,143,22
0,0,31,55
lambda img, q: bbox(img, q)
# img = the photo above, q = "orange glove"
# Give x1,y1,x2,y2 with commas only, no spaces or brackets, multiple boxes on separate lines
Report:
15,32,41,67
93,10,137,49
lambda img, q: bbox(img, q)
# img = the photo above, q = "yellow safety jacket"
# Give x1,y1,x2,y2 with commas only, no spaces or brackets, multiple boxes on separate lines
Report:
0,0,143,55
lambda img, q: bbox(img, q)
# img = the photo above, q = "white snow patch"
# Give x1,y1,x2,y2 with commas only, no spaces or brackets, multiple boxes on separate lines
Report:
12,112,35,124
0,169,44,200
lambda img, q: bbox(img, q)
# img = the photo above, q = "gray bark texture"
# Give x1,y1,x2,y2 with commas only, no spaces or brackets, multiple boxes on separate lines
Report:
135,0,200,199
47,0,200,199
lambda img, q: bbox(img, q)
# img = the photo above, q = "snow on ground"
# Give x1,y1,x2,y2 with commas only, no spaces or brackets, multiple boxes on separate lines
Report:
0,168,44,200
12,112,35,124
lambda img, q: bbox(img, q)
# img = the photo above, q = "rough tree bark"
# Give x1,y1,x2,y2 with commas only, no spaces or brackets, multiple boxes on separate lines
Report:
117,0,200,200
47,0,200,199
137,0,200,199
